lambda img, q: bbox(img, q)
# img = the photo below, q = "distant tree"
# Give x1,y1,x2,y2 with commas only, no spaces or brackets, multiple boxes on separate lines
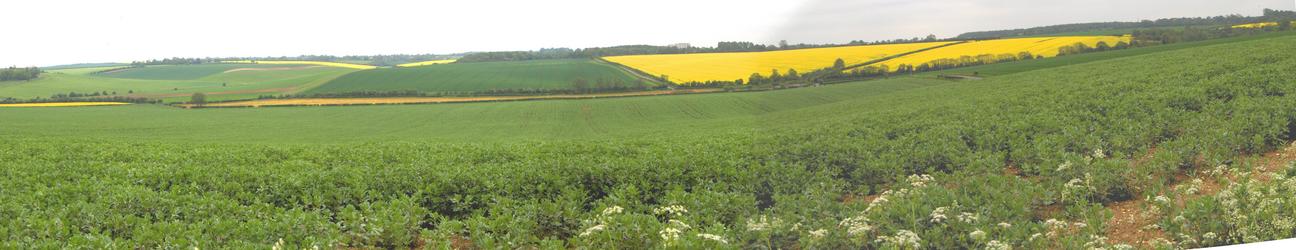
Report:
769,69,782,83
1281,19,1293,31
191,93,207,105
924,34,938,41
786,69,799,80
833,58,847,70
748,73,765,85
779,40,789,49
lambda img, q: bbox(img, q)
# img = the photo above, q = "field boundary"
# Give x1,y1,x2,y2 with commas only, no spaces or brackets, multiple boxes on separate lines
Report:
179,89,724,108
593,57,669,85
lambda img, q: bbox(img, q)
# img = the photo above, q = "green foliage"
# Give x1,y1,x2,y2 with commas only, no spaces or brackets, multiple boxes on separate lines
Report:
311,59,647,94
0,32,1294,249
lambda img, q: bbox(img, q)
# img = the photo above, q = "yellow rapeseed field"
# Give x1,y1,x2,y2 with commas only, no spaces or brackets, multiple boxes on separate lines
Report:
397,59,458,67
223,60,377,70
0,102,130,107
865,36,1131,71
603,42,952,83
1231,21,1295,29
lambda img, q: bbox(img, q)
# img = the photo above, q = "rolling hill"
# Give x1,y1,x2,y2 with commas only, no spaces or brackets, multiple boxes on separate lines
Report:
308,59,647,94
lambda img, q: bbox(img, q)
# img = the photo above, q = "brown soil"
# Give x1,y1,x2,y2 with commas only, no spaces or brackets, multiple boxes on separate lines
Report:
1104,141,1296,247
180,89,723,108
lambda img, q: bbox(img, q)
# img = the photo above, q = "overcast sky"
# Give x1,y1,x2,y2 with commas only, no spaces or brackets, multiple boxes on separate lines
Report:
2,0,1292,67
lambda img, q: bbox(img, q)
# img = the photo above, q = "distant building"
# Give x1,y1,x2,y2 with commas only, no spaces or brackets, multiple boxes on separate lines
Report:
668,43,692,49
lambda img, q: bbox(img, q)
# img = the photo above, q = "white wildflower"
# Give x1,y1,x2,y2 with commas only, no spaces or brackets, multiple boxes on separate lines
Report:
579,224,606,237
1203,232,1217,240
272,238,284,250
1057,161,1072,172
970,229,987,241
1093,148,1106,159
877,230,922,249
1029,233,1043,241
958,212,980,223
697,233,728,244
809,229,828,238
653,205,688,216
840,215,874,235
908,174,935,188
1073,222,1088,229
659,227,682,242
1153,195,1171,205
602,205,623,216
1113,244,1134,250
986,240,1012,250
668,219,691,229
998,222,1012,229
746,215,782,232
930,207,949,223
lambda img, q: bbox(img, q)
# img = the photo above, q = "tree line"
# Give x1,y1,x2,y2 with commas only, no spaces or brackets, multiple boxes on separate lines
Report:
1,92,158,104
0,66,41,81
958,8,1294,40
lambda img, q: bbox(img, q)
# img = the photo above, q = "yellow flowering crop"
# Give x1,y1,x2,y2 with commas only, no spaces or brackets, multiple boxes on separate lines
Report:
1231,22,1295,29
0,102,130,107
223,60,377,70
602,42,952,83
397,59,458,67
866,36,1131,71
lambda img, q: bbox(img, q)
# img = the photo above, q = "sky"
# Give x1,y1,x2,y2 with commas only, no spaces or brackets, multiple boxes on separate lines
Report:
1,0,1292,67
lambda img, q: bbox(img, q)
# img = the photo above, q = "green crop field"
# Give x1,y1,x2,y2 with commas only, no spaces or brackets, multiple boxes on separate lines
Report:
308,59,647,94
96,64,290,80
0,64,360,102
46,66,129,75
3,32,1295,249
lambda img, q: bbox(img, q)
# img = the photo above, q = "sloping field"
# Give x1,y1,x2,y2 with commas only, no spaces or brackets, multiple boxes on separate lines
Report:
97,64,289,80
3,33,1295,249
397,59,457,67
189,89,719,108
0,64,359,102
223,60,378,70
602,42,951,83
47,66,130,75
0,102,128,107
864,36,1131,70
309,59,645,94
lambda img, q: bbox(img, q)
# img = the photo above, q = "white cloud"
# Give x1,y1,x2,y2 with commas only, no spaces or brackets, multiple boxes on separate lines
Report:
2,0,1292,67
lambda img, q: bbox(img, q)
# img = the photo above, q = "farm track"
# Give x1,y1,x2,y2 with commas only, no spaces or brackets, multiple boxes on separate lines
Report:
1105,141,1296,247
183,89,723,108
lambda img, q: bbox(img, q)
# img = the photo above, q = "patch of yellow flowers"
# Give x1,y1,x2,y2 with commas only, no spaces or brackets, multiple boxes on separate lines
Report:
396,59,457,67
867,36,1132,71
603,42,952,83
222,60,377,70
1231,21,1296,29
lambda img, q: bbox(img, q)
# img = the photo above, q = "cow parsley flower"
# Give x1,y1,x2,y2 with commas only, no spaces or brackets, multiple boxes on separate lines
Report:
697,233,728,244
602,205,623,216
970,229,987,241
580,224,606,237
930,207,949,224
809,229,828,238
654,205,688,216
985,240,1012,250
